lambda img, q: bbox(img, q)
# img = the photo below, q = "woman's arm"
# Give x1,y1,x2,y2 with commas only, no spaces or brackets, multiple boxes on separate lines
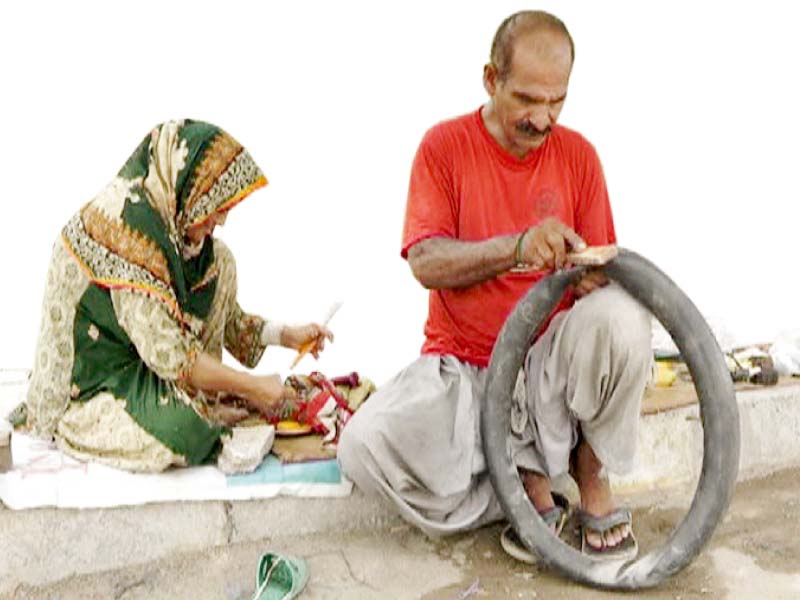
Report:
110,289,293,417
186,352,293,415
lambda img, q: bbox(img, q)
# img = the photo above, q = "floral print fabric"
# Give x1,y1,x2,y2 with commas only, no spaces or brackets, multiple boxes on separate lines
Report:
110,289,201,382
25,120,274,470
30,237,274,471
63,120,267,330
56,392,186,472
26,240,90,437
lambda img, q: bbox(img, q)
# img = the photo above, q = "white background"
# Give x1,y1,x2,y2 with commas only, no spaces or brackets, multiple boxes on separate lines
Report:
1,1,798,385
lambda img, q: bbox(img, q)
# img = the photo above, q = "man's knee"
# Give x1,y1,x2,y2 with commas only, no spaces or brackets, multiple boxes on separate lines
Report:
337,412,372,483
337,417,361,467
576,284,651,358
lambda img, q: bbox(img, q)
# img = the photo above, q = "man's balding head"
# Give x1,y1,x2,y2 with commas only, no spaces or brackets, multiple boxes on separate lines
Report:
490,10,574,83
481,10,574,157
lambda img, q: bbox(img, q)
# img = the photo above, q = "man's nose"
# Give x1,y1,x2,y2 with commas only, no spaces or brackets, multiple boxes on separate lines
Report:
528,105,551,131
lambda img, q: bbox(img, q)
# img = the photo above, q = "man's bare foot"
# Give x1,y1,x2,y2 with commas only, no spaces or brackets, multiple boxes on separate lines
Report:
518,468,559,533
572,441,631,550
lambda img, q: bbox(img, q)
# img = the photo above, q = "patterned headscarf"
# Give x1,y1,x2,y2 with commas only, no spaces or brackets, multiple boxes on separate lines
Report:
62,120,266,333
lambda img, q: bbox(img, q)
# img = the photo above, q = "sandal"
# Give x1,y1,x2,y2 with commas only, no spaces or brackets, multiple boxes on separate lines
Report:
573,507,638,562
251,552,309,600
500,492,569,564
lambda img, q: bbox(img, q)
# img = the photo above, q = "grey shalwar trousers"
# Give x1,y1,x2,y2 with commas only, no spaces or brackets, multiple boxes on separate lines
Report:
337,283,652,537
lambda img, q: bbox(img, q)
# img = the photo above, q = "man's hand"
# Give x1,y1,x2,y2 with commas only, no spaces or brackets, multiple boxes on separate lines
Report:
519,217,586,270
281,323,334,358
574,269,609,298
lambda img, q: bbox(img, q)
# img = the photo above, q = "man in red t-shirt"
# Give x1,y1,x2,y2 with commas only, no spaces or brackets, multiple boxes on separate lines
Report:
339,10,651,561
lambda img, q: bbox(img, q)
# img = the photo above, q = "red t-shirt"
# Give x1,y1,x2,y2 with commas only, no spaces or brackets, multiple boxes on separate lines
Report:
402,108,616,367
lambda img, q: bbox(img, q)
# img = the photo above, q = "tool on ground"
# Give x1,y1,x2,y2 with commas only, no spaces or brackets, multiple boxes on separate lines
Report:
290,302,342,370
727,350,779,386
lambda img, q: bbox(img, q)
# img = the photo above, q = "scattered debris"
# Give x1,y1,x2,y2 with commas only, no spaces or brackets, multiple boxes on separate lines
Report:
457,578,481,599
726,348,779,386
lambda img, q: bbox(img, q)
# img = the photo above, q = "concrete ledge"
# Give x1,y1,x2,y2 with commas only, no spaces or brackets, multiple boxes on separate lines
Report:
2,381,799,593
612,380,800,493
0,502,228,594
0,491,401,595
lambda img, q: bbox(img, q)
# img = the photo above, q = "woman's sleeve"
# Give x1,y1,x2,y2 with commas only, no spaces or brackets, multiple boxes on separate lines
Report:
224,303,282,369
110,289,202,382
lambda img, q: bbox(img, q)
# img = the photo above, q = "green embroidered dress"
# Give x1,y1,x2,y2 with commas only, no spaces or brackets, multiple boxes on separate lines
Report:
26,120,272,472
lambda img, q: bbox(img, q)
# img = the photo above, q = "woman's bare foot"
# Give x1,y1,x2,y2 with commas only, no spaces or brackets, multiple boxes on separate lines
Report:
572,441,631,550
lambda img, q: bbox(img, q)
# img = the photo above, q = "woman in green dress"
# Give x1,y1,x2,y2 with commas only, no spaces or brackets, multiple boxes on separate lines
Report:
24,119,331,472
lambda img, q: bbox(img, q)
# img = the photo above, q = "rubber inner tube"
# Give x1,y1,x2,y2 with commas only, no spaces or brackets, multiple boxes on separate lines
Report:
482,248,740,589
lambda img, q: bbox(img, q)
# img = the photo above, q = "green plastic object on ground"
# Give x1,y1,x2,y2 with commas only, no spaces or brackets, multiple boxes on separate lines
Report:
251,553,309,600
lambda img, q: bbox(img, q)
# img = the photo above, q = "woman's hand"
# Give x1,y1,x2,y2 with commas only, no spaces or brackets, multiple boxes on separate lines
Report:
244,374,298,418
206,402,251,426
187,354,297,419
281,323,334,358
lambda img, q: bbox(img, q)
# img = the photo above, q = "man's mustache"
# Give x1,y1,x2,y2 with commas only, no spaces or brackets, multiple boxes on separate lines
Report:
515,121,550,137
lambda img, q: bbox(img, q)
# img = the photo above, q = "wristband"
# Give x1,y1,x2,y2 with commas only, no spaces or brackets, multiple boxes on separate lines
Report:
515,228,530,266
261,321,286,346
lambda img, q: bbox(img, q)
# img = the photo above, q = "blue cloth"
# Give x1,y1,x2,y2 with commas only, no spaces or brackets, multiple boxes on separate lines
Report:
227,455,342,486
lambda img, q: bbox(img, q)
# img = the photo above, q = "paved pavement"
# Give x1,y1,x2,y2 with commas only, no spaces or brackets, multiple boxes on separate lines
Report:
6,468,800,600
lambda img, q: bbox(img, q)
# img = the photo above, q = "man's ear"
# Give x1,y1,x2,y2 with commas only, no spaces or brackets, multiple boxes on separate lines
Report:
483,63,498,96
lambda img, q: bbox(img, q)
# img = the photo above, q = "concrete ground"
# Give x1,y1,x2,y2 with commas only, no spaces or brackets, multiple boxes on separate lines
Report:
3,377,800,599
6,467,800,600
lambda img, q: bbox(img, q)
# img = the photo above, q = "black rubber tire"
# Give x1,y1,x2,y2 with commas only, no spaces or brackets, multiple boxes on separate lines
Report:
481,248,740,589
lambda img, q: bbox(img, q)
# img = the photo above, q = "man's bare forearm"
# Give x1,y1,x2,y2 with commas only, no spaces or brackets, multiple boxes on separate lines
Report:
407,235,518,289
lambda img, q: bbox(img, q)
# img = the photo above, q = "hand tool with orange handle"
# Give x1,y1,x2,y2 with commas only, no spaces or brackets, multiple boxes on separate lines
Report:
289,302,342,370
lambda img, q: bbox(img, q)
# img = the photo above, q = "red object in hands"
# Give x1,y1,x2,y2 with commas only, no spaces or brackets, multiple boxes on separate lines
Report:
276,372,355,438
297,388,331,429
309,372,353,415
331,371,360,387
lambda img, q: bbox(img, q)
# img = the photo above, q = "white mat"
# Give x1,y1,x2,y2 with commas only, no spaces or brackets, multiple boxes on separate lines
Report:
0,378,351,510
0,432,351,510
